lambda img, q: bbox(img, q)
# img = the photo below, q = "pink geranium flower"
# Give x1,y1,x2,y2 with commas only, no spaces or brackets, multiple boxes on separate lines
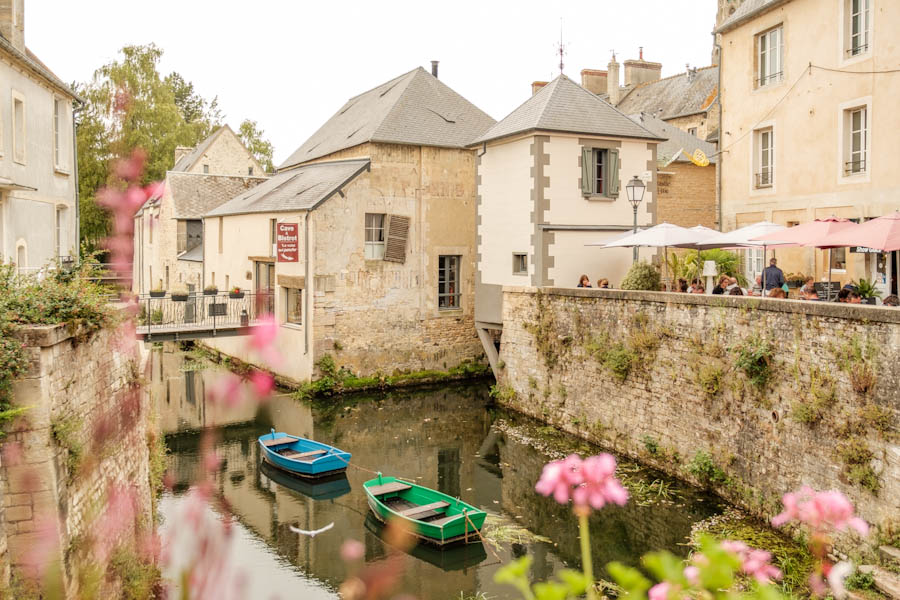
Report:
771,486,868,536
535,453,628,510
648,581,671,600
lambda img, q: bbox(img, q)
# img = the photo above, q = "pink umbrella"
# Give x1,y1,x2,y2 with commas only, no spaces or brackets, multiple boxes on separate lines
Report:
752,217,859,300
815,212,900,251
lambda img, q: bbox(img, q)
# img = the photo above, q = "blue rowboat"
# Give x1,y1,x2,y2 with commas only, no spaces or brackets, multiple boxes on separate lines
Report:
258,429,351,479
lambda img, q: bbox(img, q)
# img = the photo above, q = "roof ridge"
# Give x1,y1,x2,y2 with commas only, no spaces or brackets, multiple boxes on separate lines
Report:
344,67,420,103
625,64,719,91
166,171,268,180
563,76,661,140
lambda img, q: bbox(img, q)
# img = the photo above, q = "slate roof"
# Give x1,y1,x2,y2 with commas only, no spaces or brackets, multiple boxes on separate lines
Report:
616,66,718,121
628,113,717,166
173,125,230,172
168,172,267,219
471,74,662,145
715,0,787,33
207,159,370,218
280,67,495,168
177,245,203,262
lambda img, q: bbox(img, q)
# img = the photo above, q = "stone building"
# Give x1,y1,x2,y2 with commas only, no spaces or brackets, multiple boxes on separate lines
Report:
0,0,79,273
716,0,900,292
629,112,717,229
132,125,265,294
202,66,495,383
473,74,662,368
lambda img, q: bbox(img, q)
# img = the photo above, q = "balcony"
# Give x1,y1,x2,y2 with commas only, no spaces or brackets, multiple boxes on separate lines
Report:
136,291,276,341
755,171,774,189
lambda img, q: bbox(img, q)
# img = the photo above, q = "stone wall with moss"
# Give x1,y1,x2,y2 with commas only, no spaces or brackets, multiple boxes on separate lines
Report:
1,323,153,596
496,286,899,541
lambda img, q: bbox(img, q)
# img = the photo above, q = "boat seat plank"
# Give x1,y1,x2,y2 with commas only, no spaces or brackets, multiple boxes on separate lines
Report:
261,437,292,447
368,482,412,496
429,514,463,527
399,501,449,519
281,449,327,460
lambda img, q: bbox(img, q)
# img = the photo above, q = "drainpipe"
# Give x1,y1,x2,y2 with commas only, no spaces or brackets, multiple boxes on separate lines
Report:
715,39,724,232
72,99,82,263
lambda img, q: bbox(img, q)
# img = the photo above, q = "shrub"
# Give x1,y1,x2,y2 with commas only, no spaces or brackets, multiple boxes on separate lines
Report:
696,364,723,396
603,344,636,382
687,451,728,486
642,435,660,456
620,261,661,291
837,437,879,493
732,335,775,390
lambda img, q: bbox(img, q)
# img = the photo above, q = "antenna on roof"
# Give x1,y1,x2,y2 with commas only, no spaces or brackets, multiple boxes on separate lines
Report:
554,18,567,75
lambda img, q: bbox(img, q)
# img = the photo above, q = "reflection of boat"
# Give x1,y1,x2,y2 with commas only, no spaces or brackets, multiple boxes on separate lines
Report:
258,430,351,478
363,475,486,545
259,459,351,500
364,513,487,571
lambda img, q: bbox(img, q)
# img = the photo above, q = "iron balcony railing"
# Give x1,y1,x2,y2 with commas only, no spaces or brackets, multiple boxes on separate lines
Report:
844,159,867,175
846,44,869,57
757,71,783,87
755,171,775,188
137,291,275,336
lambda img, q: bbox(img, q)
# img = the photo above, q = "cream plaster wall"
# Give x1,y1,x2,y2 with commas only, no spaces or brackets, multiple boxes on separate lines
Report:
477,136,534,287
548,230,650,288
184,126,263,176
719,0,900,285
0,49,76,269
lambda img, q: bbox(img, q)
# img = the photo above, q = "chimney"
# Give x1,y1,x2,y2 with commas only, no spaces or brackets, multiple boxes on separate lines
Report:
580,69,608,95
607,53,620,105
174,146,193,165
624,49,663,87
531,81,548,96
431,60,439,78
0,0,25,53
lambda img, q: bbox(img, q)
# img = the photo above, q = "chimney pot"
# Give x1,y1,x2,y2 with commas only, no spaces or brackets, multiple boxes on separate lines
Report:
431,60,439,78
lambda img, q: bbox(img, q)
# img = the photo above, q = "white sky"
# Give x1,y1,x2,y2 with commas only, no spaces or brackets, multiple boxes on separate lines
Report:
27,0,717,165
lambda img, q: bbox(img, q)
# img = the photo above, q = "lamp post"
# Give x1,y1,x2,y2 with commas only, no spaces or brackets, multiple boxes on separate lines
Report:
626,176,645,263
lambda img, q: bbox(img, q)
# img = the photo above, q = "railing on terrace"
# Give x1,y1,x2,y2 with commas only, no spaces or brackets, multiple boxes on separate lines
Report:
137,291,274,339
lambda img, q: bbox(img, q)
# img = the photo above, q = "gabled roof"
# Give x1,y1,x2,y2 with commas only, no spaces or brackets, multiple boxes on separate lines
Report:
168,172,267,219
628,113,717,166
471,74,662,145
280,67,495,168
177,245,203,262
0,36,81,101
173,125,248,172
616,66,718,121
715,0,788,33
207,158,370,218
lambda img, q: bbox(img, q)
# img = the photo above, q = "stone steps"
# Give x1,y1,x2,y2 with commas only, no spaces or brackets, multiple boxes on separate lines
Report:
880,546,900,570
859,565,900,600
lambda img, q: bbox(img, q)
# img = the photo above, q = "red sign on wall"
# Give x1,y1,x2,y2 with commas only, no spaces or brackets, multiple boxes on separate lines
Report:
276,223,299,262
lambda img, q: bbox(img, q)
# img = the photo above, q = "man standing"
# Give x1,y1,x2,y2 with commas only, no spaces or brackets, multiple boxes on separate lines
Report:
763,258,785,294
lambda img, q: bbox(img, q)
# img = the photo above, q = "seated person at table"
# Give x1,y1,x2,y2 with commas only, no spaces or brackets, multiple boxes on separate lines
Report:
883,295,900,307
678,278,689,293
729,287,744,296
768,288,786,299
749,275,763,296
800,277,815,296
597,278,610,289
577,274,592,288
836,288,851,303
691,284,705,294
712,275,730,295
848,291,862,304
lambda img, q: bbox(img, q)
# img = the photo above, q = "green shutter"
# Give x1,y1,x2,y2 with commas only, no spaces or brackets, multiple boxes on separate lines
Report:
608,149,620,197
581,147,593,195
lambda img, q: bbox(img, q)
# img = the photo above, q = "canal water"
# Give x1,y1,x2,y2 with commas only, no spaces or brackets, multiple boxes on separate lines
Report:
151,345,725,599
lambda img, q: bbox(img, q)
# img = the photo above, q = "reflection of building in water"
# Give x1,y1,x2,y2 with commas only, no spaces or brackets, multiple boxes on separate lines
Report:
165,385,498,597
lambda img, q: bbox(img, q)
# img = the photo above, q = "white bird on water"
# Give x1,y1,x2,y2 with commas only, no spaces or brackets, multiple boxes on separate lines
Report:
290,522,334,538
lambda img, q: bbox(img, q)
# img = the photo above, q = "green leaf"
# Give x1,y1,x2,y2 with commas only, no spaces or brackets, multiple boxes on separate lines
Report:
533,582,570,600
643,551,687,585
494,555,532,585
607,562,651,600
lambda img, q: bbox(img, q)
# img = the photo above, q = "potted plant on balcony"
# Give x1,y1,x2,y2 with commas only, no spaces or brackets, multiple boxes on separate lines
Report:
204,284,219,296
171,285,190,302
149,280,166,298
229,286,245,299
855,278,881,305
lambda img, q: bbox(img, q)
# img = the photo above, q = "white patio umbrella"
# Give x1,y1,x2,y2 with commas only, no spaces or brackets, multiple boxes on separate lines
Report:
586,223,707,290
671,225,723,284
688,221,794,293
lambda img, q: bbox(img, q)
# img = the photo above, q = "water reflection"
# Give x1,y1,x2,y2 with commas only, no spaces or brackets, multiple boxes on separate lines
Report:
152,345,723,599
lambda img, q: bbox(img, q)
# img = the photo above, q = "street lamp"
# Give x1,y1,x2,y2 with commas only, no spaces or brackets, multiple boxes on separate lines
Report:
626,176,645,262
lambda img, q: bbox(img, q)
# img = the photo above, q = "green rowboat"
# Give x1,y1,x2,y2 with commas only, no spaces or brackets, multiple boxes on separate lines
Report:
363,475,487,546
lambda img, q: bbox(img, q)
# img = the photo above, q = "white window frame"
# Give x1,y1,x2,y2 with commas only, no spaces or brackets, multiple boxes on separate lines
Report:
12,90,26,165
838,96,872,183
756,26,784,88
745,247,765,283
284,287,303,326
844,0,872,60
55,206,64,258
752,126,775,190
438,255,461,310
51,97,68,173
364,213,386,260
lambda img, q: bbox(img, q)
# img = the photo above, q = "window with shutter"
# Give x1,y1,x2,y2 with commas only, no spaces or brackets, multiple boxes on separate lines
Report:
581,147,593,195
607,149,620,197
383,214,410,263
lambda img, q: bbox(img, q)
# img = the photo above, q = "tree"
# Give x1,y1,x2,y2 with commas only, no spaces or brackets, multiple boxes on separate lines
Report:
75,44,223,251
237,119,275,173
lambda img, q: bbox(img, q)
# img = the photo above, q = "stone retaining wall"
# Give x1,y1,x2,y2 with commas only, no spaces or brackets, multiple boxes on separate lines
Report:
497,287,900,543
1,322,152,596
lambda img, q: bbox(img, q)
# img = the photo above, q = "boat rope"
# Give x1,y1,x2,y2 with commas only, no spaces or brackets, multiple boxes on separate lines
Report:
463,510,503,565
328,451,419,484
